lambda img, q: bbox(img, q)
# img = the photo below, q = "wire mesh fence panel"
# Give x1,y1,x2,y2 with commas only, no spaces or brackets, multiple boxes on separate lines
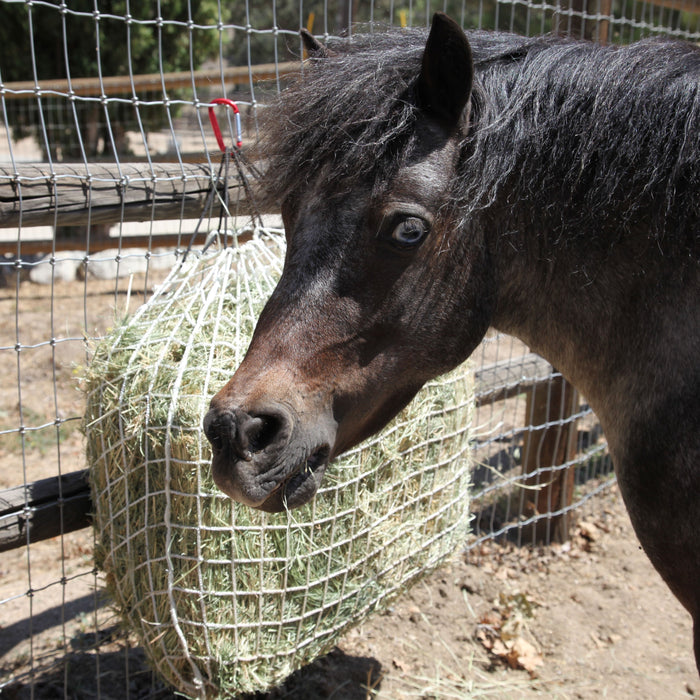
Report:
0,0,697,696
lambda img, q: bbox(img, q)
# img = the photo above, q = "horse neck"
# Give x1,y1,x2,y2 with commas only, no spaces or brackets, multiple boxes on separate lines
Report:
470,39,700,437
490,225,699,445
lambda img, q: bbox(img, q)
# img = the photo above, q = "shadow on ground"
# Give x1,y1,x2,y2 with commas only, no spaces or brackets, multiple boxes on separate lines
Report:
3,635,383,700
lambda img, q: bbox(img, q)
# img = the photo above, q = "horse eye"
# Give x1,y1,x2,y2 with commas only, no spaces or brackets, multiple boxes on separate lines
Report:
390,217,429,248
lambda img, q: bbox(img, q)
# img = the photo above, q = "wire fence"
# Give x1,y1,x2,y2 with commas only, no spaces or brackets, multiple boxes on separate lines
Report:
0,0,697,696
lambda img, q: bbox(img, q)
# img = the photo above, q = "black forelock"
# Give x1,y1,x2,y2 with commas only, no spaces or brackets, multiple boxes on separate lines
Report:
256,30,429,207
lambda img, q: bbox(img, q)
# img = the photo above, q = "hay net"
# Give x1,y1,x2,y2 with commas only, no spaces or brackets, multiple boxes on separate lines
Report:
84,228,474,699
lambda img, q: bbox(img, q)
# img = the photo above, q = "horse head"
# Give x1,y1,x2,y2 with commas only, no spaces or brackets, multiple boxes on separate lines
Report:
203,14,494,511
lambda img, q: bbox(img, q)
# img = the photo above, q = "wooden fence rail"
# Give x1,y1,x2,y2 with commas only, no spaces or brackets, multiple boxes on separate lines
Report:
1,62,299,98
0,162,267,231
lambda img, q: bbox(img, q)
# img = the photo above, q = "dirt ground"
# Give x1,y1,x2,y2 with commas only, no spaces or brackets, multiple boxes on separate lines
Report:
337,483,698,700
2,482,696,699
1,272,697,699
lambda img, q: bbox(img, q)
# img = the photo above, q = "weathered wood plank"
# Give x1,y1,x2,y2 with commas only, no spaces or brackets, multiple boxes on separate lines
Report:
521,375,580,543
1,62,299,98
474,353,552,406
0,470,89,513
0,470,91,552
0,233,197,256
0,161,269,229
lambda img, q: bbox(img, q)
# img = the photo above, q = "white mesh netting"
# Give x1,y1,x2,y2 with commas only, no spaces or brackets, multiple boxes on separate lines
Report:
84,229,473,698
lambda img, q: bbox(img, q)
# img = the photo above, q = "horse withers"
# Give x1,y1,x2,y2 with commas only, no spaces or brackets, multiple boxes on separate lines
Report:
203,14,700,670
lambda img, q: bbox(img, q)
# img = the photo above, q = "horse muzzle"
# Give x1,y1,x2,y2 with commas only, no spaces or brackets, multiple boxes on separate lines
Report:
202,400,335,512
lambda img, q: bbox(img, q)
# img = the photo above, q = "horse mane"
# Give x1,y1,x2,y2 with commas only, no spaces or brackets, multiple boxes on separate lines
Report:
256,32,425,203
464,33,700,254
258,29,700,254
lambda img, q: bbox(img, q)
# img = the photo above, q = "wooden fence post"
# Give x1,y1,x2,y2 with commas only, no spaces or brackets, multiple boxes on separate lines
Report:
521,374,579,543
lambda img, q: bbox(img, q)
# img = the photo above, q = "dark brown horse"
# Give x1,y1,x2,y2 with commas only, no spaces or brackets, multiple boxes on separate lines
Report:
203,13,700,669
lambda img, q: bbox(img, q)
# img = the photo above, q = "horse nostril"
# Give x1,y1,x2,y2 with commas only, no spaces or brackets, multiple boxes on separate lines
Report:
246,414,283,453
203,410,225,451
237,410,288,457
203,406,289,461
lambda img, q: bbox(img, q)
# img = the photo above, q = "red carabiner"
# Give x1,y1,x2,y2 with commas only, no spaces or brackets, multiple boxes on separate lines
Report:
208,97,243,151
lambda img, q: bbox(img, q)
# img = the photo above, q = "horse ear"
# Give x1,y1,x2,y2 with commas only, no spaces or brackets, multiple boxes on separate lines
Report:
300,29,336,58
416,12,473,128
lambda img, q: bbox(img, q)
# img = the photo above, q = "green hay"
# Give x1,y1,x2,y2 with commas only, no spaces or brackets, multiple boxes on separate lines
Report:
84,230,473,699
